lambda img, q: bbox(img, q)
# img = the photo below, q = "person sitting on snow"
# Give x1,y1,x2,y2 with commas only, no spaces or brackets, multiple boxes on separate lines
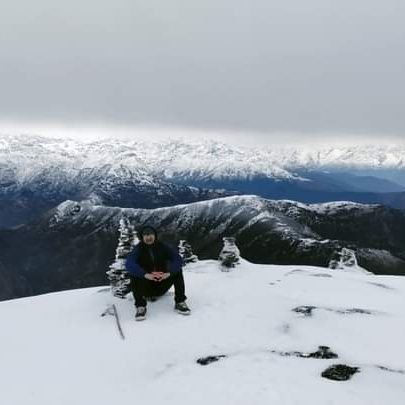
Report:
125,224,191,321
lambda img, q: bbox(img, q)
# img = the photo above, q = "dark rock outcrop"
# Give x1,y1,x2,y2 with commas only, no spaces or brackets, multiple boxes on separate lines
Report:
321,364,360,381
196,355,227,366
271,345,338,359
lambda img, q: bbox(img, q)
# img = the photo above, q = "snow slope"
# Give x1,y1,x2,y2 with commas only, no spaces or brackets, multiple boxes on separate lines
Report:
1,259,405,405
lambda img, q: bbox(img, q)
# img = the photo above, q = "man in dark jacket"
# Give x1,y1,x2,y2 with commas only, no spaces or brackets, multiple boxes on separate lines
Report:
125,224,191,320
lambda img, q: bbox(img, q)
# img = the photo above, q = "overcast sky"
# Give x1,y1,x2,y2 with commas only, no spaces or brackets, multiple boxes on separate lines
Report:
0,0,404,144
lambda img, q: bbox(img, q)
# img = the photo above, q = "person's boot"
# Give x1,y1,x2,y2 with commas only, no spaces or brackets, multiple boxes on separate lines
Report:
135,306,147,321
174,301,191,315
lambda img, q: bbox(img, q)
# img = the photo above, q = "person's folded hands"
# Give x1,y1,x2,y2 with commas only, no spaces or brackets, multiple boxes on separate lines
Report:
157,272,170,282
151,271,165,281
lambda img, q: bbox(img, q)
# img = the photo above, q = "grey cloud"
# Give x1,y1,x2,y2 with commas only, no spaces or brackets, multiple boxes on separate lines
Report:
0,0,404,139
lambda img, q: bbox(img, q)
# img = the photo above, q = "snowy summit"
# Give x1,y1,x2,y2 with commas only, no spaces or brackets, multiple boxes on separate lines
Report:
1,258,404,405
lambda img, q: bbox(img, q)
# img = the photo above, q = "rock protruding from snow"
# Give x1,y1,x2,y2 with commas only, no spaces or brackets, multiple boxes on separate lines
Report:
321,364,360,381
328,248,371,274
196,355,227,366
271,345,338,359
218,237,241,271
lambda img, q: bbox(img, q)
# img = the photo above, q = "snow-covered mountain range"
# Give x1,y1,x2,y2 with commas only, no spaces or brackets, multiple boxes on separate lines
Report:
1,194,404,301
2,133,405,182
2,133,405,228
1,259,405,405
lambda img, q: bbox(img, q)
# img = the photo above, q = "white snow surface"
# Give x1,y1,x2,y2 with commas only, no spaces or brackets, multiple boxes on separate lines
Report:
1,259,405,405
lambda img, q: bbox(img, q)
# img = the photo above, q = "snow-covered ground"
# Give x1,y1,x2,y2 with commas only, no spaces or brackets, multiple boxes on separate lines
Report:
1,259,405,405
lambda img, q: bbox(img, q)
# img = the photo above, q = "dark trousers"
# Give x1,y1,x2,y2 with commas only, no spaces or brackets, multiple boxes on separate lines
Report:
129,271,187,307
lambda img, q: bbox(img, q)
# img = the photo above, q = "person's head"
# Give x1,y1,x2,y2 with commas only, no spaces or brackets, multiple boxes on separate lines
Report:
139,225,157,245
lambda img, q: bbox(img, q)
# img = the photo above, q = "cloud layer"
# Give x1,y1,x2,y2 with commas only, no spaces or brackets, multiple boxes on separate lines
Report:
0,0,404,139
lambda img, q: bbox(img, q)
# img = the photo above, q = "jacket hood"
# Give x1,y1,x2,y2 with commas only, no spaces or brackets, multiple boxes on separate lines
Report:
137,225,158,241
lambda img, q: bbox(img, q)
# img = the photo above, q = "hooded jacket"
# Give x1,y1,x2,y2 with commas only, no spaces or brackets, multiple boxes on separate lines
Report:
125,225,183,278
